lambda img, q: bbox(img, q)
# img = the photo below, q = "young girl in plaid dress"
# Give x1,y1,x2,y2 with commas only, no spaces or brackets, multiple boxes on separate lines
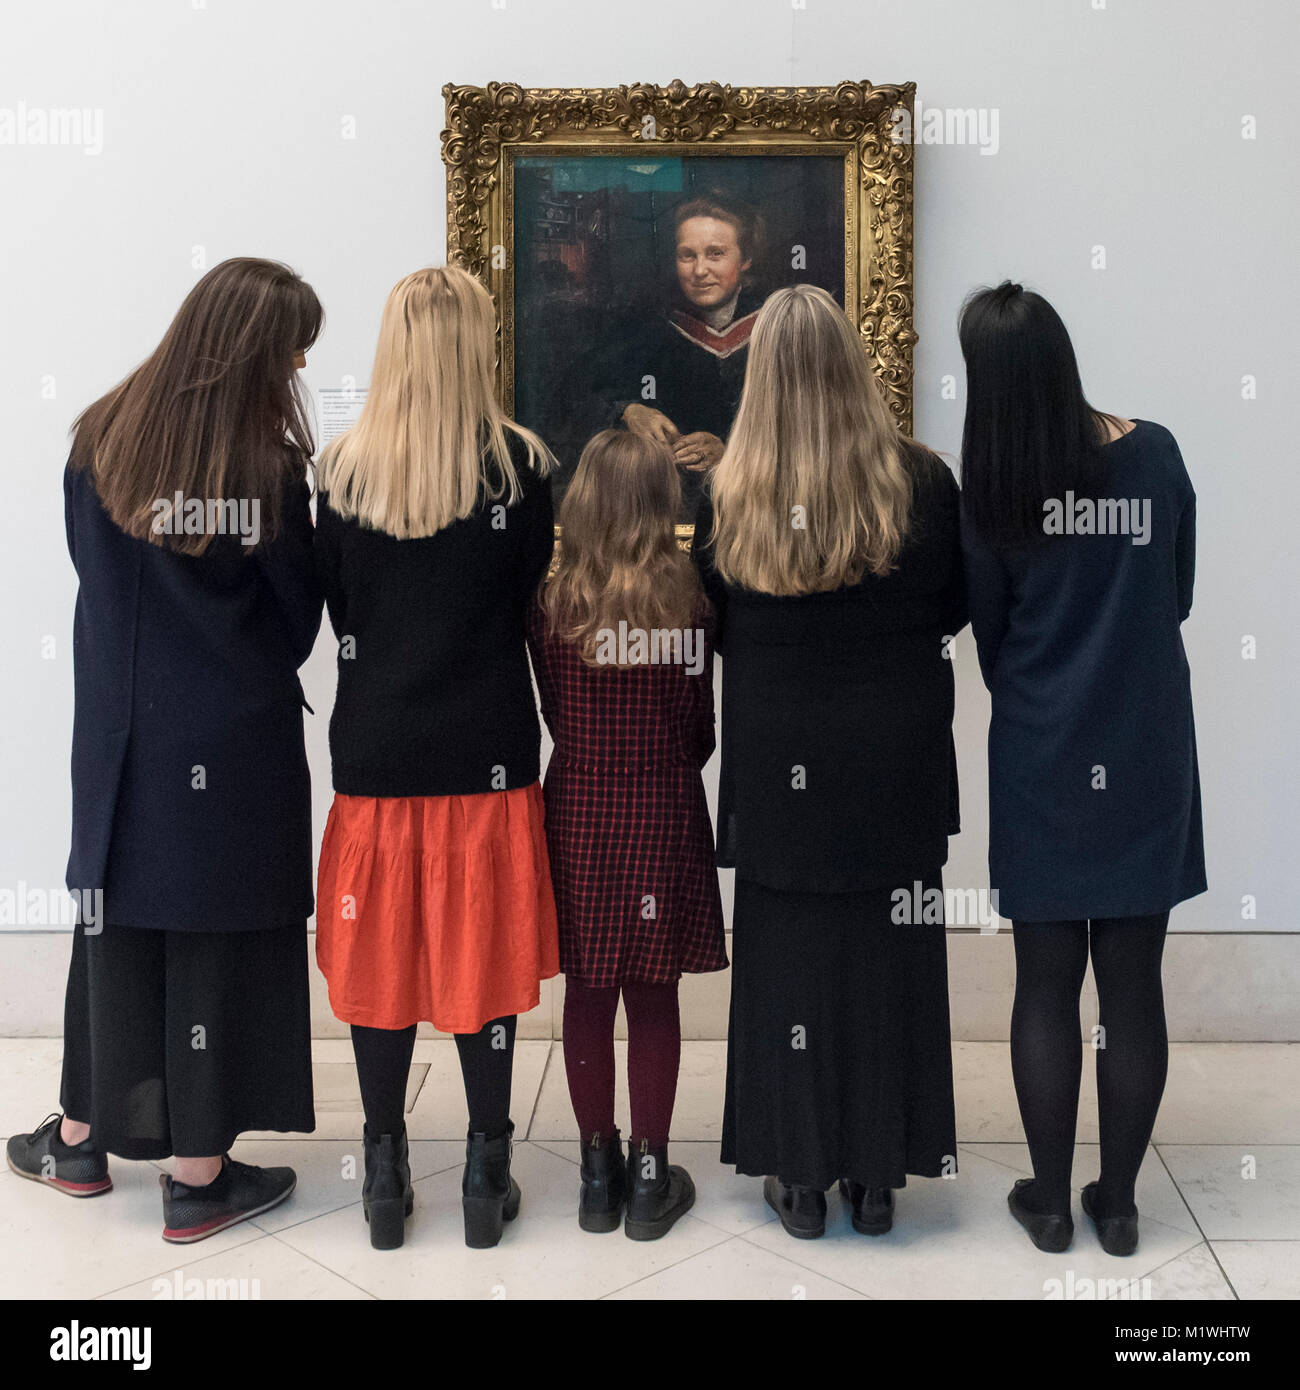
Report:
527,429,727,1241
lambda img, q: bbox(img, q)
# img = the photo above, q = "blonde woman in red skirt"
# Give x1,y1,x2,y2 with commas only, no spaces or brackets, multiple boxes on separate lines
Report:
314,266,559,1250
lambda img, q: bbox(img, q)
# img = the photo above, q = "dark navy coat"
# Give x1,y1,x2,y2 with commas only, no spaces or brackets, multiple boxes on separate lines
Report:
63,460,322,930
960,419,1207,922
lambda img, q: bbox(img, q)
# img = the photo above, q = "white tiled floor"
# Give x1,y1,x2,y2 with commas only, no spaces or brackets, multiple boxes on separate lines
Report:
2,1038,1296,1300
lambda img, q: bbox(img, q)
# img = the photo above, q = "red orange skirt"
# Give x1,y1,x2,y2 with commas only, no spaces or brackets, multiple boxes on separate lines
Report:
315,783,559,1034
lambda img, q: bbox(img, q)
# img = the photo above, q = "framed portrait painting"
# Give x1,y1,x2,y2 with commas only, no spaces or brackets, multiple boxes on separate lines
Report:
442,80,916,534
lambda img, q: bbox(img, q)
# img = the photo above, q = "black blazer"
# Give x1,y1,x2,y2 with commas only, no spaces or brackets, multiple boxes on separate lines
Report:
64,460,322,930
692,443,968,894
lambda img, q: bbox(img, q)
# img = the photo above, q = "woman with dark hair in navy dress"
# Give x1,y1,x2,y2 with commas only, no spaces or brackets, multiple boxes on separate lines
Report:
959,281,1206,1257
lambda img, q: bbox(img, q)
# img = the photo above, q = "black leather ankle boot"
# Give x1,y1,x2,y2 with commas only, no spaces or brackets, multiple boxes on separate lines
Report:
462,1120,521,1249
362,1124,413,1250
578,1129,626,1233
624,1139,694,1240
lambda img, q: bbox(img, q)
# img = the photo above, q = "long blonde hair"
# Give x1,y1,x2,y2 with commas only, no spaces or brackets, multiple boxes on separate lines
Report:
319,265,551,536
709,283,912,594
542,430,702,666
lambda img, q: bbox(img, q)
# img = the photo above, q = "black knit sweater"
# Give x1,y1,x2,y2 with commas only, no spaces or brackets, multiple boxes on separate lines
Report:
314,438,554,796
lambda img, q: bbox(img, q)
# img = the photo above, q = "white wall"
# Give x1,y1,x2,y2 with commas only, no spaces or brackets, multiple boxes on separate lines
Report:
3,0,1297,960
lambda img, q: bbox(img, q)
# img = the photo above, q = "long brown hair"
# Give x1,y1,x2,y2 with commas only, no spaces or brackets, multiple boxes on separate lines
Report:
70,257,323,553
542,430,702,666
709,283,912,594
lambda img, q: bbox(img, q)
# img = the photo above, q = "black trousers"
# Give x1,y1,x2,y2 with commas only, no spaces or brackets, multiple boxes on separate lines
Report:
60,920,315,1159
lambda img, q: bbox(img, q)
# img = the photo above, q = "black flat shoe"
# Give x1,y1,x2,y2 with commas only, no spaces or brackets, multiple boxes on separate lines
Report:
462,1121,521,1249
1007,1178,1073,1253
161,1154,295,1243
578,1130,626,1234
1082,1181,1140,1257
362,1124,414,1250
624,1141,694,1241
839,1179,894,1235
764,1176,826,1239
6,1113,112,1198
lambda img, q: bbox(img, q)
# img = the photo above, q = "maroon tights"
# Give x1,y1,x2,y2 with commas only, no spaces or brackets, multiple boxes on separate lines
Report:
562,980,681,1148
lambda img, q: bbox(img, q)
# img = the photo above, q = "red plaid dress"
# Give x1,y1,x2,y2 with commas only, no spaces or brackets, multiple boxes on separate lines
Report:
527,602,728,987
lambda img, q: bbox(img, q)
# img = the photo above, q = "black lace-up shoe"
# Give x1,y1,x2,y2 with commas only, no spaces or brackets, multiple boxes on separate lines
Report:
160,1154,296,1243
763,1176,826,1239
6,1113,112,1197
839,1179,894,1235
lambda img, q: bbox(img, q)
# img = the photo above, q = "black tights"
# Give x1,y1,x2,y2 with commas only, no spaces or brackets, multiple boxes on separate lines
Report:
350,1016,517,1140
1010,913,1169,1219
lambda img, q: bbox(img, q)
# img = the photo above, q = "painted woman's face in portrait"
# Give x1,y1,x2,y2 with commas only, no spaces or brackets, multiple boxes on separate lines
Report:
675,216,751,310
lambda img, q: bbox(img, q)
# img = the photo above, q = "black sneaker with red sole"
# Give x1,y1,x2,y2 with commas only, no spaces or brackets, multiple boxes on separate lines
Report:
6,1112,113,1197
160,1154,296,1244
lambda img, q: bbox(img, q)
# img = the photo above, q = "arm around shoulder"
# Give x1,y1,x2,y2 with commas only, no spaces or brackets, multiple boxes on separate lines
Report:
255,469,323,668
516,463,556,602
313,486,348,639
959,509,1013,690
690,491,728,653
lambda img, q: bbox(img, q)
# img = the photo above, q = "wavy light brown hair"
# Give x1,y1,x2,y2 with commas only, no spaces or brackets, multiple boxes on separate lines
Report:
70,257,323,553
541,430,702,666
708,283,913,594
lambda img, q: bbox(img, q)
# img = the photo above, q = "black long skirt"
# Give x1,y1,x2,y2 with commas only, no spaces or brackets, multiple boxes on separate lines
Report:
59,920,315,1160
722,874,957,1191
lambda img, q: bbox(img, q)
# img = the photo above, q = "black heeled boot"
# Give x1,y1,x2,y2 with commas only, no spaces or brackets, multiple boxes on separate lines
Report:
839,1179,894,1235
462,1120,521,1249
624,1139,694,1241
764,1176,827,1239
362,1124,413,1250
578,1130,626,1234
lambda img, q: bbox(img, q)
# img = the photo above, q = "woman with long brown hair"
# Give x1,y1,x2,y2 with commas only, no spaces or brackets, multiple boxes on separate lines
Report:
7,258,325,1242
528,430,727,1240
693,284,967,1239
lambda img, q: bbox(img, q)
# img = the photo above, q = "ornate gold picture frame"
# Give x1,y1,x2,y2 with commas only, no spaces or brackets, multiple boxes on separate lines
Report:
442,80,916,539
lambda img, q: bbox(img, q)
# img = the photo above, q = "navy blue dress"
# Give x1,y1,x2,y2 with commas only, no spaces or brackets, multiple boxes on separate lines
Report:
960,419,1206,922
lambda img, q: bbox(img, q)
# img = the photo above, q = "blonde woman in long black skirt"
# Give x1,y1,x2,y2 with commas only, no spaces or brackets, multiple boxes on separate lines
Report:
692,285,967,1238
